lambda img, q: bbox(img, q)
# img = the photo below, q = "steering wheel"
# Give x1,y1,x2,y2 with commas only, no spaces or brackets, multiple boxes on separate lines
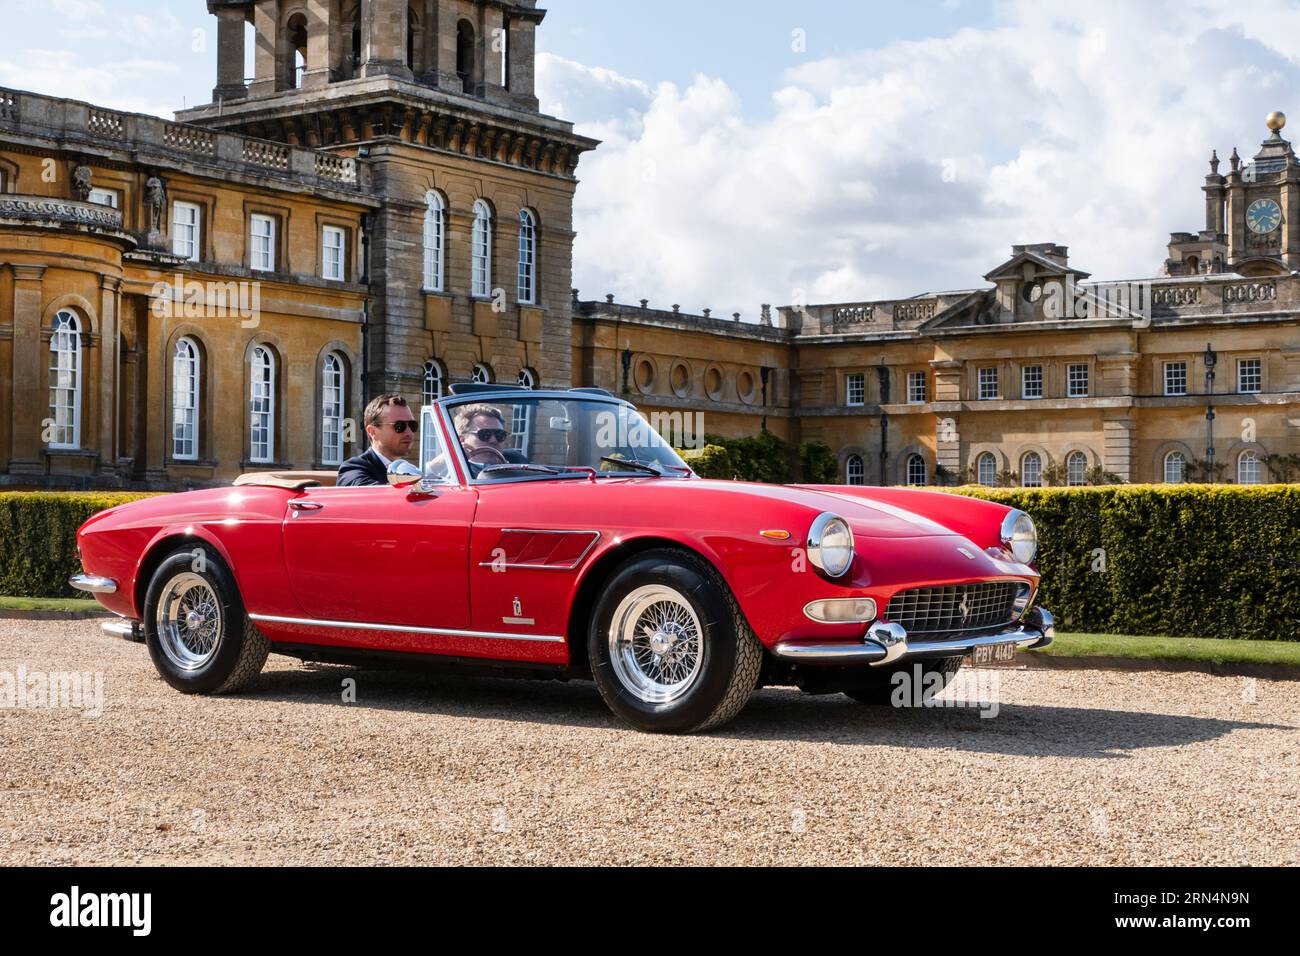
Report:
466,445,509,466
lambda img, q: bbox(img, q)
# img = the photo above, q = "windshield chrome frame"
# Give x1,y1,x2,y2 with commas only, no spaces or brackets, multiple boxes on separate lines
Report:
435,390,695,487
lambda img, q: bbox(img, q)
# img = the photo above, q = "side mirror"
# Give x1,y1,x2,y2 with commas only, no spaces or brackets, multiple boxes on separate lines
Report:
386,459,423,487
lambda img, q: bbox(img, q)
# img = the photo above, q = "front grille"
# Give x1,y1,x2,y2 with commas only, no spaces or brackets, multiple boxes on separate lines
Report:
885,582,1023,636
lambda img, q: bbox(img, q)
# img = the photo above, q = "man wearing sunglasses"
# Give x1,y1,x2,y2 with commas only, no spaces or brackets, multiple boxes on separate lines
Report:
337,394,419,487
453,404,525,476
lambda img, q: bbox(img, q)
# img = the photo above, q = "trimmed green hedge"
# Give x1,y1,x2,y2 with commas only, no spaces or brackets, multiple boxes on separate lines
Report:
677,433,840,483
952,485,1300,642
0,492,161,598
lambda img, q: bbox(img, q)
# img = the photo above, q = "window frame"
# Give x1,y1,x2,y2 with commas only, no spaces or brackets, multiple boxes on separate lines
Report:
1066,451,1088,487
1164,451,1186,484
47,310,82,450
321,352,346,467
1237,358,1262,395
88,187,119,209
1022,364,1043,400
845,372,866,407
1021,451,1043,487
1237,450,1262,485
171,336,201,461
517,208,537,305
845,455,865,486
1067,363,1090,398
978,367,999,401
907,371,926,404
249,346,277,464
172,200,202,262
1163,361,1188,396
423,192,446,293
250,213,277,273
471,200,493,298
321,224,347,281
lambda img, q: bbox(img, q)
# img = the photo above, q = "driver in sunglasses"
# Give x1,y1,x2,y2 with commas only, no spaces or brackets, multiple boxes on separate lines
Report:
453,405,526,476
337,394,419,487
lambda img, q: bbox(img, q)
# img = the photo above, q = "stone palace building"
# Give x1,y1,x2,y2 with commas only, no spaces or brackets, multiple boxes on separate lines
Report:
0,1,1296,489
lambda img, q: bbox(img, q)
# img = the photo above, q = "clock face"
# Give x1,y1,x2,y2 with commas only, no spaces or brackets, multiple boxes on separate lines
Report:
1247,198,1282,235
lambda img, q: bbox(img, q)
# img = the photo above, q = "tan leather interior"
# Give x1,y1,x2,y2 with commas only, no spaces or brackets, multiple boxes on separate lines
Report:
232,470,339,490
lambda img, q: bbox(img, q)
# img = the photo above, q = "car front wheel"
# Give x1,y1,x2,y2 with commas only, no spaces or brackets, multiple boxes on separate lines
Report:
589,549,762,734
143,546,269,695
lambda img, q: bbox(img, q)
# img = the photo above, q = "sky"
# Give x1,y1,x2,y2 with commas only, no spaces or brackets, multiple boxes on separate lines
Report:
3,0,1300,316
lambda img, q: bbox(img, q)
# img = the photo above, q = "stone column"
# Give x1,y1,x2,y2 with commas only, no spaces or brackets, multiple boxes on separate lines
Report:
361,0,413,80
506,16,538,110
9,265,45,474
1283,166,1300,270
303,0,333,89
480,4,507,103
249,0,280,95
433,4,460,91
96,276,121,478
213,3,249,101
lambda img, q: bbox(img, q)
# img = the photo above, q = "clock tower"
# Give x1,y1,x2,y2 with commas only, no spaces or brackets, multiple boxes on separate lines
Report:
1165,111,1300,277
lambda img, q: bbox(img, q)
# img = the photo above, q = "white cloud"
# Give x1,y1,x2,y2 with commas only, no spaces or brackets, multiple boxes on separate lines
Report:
0,50,180,118
545,0,1300,315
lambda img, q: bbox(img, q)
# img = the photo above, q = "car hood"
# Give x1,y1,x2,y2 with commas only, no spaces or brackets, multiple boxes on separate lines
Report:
667,480,958,539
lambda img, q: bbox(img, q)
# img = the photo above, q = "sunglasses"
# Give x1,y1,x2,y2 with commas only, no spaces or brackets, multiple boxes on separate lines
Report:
375,420,419,434
467,428,508,442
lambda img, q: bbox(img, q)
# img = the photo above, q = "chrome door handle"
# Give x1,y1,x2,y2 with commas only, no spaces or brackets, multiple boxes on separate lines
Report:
289,501,324,511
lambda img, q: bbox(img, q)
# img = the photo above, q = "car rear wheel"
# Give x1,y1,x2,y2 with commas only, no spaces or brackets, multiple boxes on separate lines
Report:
842,656,963,706
589,549,762,734
143,546,269,695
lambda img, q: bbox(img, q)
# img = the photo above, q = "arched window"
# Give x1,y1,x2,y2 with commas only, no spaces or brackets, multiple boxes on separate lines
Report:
407,6,418,71
47,310,82,449
423,359,445,405
516,368,536,389
1067,451,1088,486
517,209,537,304
1163,451,1186,484
250,346,276,464
286,13,308,89
456,19,475,90
423,191,444,292
471,362,493,385
845,455,865,486
321,352,346,467
471,200,493,297
172,337,200,461
1238,450,1262,485
906,454,927,486
977,452,997,486
1021,452,1043,487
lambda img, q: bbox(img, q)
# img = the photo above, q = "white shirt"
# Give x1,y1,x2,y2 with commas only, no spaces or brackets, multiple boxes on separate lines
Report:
372,447,394,473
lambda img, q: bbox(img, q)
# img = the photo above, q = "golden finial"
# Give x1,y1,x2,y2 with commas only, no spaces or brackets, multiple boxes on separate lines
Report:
1266,110,1286,132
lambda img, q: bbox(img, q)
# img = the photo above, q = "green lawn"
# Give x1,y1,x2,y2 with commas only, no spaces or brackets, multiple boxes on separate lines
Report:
1036,631,1300,667
0,596,103,613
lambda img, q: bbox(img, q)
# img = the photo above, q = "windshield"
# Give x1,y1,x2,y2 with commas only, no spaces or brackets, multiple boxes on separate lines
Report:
437,397,693,481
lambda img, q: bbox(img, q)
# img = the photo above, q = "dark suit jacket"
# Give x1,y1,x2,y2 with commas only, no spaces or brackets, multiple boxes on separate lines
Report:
336,449,389,487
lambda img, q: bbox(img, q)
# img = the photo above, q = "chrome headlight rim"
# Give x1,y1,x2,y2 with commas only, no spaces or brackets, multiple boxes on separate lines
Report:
807,512,855,578
1000,509,1038,564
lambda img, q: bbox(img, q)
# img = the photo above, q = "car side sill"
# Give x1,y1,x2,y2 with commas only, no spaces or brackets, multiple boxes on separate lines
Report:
248,613,566,643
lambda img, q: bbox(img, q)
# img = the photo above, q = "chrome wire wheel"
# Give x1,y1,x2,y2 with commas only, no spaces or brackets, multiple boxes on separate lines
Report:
608,584,704,704
155,572,223,672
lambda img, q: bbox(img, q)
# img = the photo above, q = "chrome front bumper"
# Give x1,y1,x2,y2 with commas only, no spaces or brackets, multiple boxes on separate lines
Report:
773,607,1055,666
69,573,117,594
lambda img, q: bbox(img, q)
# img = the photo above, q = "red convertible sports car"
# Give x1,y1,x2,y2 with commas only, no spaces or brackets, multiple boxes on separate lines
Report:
72,384,1054,733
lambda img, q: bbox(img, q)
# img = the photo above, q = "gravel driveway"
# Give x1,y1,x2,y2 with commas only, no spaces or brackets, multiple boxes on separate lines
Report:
2,618,1297,866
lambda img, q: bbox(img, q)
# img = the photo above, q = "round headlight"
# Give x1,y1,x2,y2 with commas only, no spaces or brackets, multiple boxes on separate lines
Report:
1001,510,1037,564
808,512,855,578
